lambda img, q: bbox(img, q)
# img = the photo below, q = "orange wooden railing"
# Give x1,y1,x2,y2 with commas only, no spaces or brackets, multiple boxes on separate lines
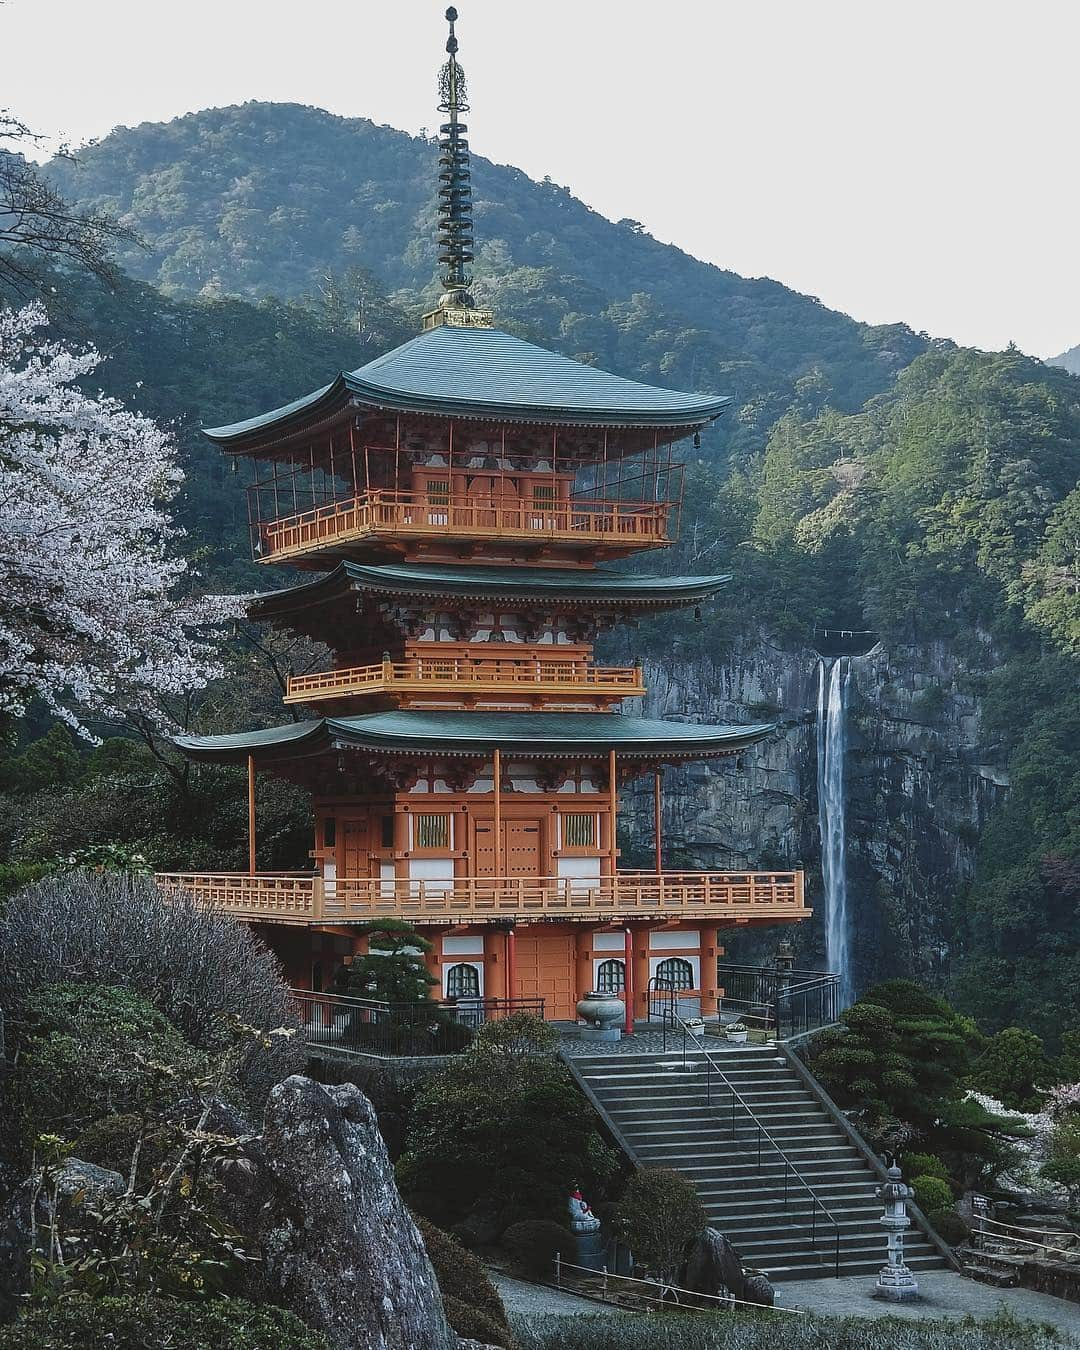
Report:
283,656,645,703
256,490,672,562
156,870,808,926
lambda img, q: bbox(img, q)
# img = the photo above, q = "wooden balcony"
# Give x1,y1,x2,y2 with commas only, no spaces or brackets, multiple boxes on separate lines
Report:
284,656,645,705
156,870,809,928
255,490,672,563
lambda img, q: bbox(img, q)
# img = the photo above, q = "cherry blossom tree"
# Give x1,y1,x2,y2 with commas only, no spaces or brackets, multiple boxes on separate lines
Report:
0,302,238,736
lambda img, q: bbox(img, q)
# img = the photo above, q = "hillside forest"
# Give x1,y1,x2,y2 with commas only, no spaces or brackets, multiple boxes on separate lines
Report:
1,100,1078,1047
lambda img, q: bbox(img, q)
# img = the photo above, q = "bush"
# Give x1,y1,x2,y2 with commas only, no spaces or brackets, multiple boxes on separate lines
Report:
501,1219,573,1279
74,1112,172,1182
508,1307,1071,1349
912,1174,953,1214
902,1151,949,1181
0,870,304,1103
15,982,209,1145
0,1296,328,1349
616,1167,706,1282
929,1208,971,1246
398,1047,618,1229
968,1027,1054,1111
474,1012,559,1057
414,1215,513,1349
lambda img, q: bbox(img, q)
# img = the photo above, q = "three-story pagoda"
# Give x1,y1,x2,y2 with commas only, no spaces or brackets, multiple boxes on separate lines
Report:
164,9,809,1023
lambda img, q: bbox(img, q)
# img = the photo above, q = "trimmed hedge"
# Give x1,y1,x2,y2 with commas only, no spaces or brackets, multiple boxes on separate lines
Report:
501,1219,573,1280
414,1214,514,1350
0,1296,328,1350
929,1208,971,1246
912,1173,953,1215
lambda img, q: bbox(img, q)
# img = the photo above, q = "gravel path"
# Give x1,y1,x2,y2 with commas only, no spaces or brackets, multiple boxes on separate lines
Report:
490,1270,614,1317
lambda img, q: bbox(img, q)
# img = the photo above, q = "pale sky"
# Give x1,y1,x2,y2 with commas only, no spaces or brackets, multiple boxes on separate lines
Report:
4,0,1079,357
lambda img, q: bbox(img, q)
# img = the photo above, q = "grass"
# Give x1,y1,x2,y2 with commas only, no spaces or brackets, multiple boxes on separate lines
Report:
511,1307,1074,1350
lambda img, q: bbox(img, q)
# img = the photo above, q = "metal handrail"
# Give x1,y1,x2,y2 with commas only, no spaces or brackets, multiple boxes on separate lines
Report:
666,1010,842,1277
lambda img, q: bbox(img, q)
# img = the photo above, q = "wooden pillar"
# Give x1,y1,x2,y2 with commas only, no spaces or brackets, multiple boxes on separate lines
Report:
608,748,618,878
423,929,441,999
247,753,256,875
653,768,663,875
623,926,634,1034
493,748,503,877
700,924,720,1017
631,926,652,1024
506,925,517,1004
485,928,507,1001
575,928,594,1006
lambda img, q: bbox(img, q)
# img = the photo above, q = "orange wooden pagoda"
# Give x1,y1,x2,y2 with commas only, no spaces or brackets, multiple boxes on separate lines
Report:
160,8,809,1021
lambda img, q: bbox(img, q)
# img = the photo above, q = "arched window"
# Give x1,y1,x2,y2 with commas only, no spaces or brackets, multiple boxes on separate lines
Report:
446,963,481,999
655,957,695,991
595,959,625,994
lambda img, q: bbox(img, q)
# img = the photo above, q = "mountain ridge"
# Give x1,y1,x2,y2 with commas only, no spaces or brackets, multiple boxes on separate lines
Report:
45,101,927,455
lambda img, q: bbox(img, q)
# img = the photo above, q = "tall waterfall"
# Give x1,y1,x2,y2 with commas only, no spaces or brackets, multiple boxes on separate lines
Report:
817,657,853,1006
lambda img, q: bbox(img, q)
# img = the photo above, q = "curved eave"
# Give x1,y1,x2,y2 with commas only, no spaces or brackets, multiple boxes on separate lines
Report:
248,562,732,621
172,713,774,767
204,376,350,448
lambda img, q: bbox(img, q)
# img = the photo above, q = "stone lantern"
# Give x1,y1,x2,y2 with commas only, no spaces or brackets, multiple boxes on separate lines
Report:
873,1154,920,1302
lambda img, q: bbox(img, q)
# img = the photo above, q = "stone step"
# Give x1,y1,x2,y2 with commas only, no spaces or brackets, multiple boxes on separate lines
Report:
688,1156,876,1182
764,1251,946,1282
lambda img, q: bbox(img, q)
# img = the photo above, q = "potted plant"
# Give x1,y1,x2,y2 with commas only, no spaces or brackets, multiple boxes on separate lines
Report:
684,1017,706,1038
726,1021,749,1044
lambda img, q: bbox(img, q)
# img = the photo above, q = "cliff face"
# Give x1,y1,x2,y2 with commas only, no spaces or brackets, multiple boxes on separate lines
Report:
618,635,1008,993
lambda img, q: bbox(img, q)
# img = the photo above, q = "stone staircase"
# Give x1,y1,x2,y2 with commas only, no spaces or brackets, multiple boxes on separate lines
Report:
571,1044,948,1281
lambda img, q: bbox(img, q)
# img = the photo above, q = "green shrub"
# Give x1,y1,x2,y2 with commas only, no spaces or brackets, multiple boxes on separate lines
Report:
0,1296,328,1349
399,1047,617,1229
0,871,304,1106
15,982,209,1146
912,1174,953,1214
501,1219,573,1279
929,1208,971,1246
902,1151,949,1181
508,1307,1071,1348
74,1112,172,1182
414,1215,514,1350
616,1167,706,1282
968,1027,1054,1111
474,1011,559,1057
0,860,50,902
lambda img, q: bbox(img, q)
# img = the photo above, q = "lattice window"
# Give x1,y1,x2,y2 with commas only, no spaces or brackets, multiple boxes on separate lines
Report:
414,813,452,849
596,958,625,994
532,483,557,506
446,963,480,998
426,478,450,506
563,812,597,848
655,957,695,991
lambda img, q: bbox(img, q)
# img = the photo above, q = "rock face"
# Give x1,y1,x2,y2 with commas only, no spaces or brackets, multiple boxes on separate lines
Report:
0,1157,124,1315
616,633,1007,992
680,1226,775,1307
256,1075,456,1350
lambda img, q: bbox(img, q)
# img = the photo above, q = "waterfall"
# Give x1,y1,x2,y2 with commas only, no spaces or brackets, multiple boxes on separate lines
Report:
817,657,853,1006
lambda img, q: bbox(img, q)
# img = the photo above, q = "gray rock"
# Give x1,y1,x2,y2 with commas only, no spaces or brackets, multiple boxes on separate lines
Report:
0,1157,124,1315
679,1225,774,1308
256,1074,455,1350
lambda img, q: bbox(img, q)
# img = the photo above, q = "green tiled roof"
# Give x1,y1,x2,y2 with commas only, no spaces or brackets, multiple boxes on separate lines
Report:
250,561,731,619
173,711,772,766
204,326,732,443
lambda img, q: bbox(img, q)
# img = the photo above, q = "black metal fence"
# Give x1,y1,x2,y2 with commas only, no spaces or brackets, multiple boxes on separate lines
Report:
717,963,840,1039
291,989,545,1058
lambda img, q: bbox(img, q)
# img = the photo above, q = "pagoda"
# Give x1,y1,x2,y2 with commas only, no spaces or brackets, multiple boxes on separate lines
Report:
162,8,808,1024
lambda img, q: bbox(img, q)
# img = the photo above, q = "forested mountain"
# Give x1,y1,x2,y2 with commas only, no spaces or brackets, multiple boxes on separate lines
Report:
3,99,1076,1042
45,102,926,458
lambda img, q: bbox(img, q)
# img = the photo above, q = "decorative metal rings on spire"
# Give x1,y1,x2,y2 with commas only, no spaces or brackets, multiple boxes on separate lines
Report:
437,5,475,298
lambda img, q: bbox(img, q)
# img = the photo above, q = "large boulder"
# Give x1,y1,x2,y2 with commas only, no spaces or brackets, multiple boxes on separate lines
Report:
256,1075,456,1350
680,1225,774,1308
0,1157,124,1315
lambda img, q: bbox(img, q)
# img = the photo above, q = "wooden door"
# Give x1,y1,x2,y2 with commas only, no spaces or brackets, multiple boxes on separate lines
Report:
504,819,541,877
341,818,368,878
515,931,576,1020
473,818,542,879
